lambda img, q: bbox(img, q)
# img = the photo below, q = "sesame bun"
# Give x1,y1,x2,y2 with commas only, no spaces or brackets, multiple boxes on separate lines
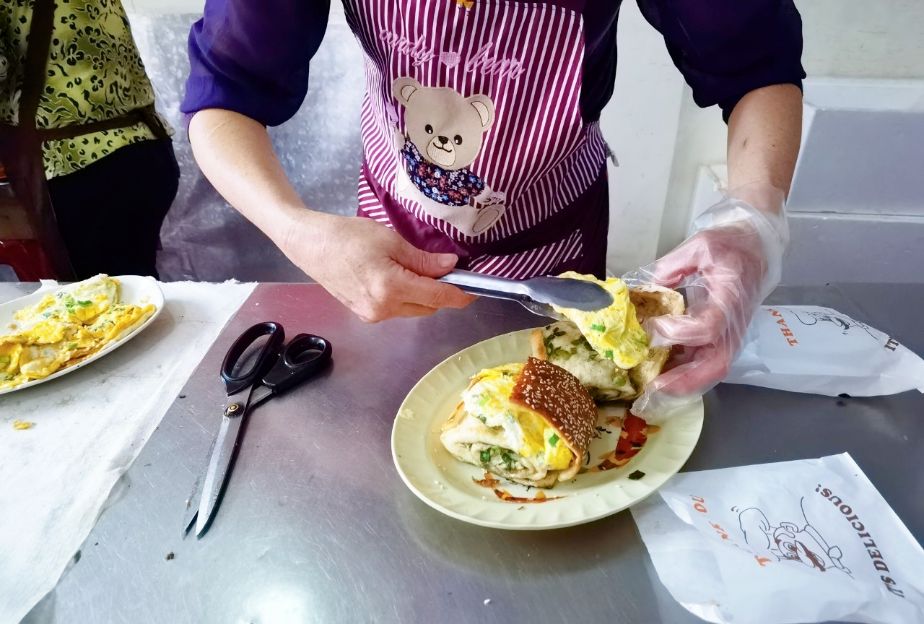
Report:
511,357,596,480
439,358,597,487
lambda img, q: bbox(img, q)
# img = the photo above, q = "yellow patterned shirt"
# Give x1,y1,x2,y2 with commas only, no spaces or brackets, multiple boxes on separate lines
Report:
0,0,169,179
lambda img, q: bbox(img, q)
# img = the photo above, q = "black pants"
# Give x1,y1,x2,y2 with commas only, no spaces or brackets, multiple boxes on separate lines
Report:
47,138,179,279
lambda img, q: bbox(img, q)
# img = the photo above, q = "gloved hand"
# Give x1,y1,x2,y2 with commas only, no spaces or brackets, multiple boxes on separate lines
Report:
625,184,789,418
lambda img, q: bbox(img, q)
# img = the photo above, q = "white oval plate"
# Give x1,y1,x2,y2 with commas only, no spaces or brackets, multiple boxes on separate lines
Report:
0,275,164,395
391,329,704,530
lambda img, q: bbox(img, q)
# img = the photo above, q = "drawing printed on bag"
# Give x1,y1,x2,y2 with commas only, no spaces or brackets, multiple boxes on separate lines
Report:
735,497,852,576
791,309,879,341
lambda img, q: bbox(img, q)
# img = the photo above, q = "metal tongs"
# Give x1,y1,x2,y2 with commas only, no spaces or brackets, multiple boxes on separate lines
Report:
439,270,613,319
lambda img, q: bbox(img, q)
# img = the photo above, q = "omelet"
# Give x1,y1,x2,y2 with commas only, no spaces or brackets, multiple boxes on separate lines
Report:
534,279,685,401
0,340,23,376
551,273,650,369
0,275,155,390
13,274,118,327
86,303,155,343
17,343,72,380
460,363,573,471
535,321,637,401
440,358,597,488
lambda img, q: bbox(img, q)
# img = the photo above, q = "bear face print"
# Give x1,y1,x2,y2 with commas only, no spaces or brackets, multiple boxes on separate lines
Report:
391,77,507,237
393,76,493,171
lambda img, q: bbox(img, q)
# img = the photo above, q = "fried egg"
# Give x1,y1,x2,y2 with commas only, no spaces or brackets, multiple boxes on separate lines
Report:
551,273,650,369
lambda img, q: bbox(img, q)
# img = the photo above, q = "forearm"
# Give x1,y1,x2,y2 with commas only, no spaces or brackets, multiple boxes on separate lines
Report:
187,108,328,252
726,84,803,206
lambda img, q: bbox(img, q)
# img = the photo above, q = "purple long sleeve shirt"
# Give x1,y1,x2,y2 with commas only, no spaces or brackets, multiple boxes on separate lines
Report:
181,0,804,278
182,1,804,127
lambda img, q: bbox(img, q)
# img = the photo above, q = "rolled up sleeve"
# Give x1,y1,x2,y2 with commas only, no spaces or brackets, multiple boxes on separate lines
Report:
637,0,805,121
181,0,330,127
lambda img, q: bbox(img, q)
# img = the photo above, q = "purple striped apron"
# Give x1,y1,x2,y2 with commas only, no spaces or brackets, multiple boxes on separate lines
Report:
342,0,610,279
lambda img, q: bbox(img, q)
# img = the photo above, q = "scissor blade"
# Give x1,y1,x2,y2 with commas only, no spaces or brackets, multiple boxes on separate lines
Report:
195,410,245,536
182,474,201,537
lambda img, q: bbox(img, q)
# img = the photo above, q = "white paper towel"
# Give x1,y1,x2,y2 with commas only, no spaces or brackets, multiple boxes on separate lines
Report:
0,281,255,623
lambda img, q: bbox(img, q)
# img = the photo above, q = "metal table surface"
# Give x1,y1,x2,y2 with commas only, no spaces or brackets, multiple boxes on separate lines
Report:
9,282,924,624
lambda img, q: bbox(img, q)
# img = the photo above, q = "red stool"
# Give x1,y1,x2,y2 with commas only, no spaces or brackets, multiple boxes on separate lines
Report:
0,240,56,281
0,164,58,281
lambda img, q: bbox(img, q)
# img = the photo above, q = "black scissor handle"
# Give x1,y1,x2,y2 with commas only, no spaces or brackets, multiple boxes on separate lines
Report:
221,322,286,395
261,334,332,395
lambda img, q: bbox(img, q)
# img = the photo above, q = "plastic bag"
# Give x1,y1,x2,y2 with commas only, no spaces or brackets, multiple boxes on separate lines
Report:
632,453,924,624
726,305,924,396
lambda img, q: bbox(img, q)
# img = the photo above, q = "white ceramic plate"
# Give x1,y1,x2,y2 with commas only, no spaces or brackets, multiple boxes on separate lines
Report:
0,275,164,395
391,329,704,530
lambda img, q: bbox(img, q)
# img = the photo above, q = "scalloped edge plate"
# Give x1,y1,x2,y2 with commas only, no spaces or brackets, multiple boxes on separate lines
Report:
391,328,703,530
0,275,164,395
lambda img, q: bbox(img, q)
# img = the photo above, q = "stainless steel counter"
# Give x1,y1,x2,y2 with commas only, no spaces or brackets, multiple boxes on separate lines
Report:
15,282,924,624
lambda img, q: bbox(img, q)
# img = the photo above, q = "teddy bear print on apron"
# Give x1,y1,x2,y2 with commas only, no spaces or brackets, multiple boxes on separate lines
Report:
392,77,505,237
343,0,610,279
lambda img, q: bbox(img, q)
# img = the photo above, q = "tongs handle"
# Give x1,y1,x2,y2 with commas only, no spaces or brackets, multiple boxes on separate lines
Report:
439,270,531,301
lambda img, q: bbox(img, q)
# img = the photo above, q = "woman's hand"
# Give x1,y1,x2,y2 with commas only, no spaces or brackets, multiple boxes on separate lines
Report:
628,85,802,417
188,110,472,322
628,188,788,417
283,212,475,322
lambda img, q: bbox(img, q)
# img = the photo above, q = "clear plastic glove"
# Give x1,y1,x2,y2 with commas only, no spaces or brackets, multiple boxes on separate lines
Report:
625,185,789,419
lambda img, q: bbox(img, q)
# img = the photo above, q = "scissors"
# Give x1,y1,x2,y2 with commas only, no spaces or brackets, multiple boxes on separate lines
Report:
183,321,332,538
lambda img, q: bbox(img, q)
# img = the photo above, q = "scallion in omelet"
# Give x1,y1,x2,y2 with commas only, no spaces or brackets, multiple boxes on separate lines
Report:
551,272,650,369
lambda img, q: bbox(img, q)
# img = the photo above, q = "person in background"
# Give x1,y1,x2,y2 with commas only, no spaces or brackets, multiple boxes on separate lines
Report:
0,0,178,279
181,1,805,412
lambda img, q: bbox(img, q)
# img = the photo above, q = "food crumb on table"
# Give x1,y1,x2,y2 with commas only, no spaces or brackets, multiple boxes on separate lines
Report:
12,419,35,430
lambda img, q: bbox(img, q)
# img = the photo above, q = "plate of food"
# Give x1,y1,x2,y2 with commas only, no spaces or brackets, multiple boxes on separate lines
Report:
0,274,163,394
391,276,703,529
